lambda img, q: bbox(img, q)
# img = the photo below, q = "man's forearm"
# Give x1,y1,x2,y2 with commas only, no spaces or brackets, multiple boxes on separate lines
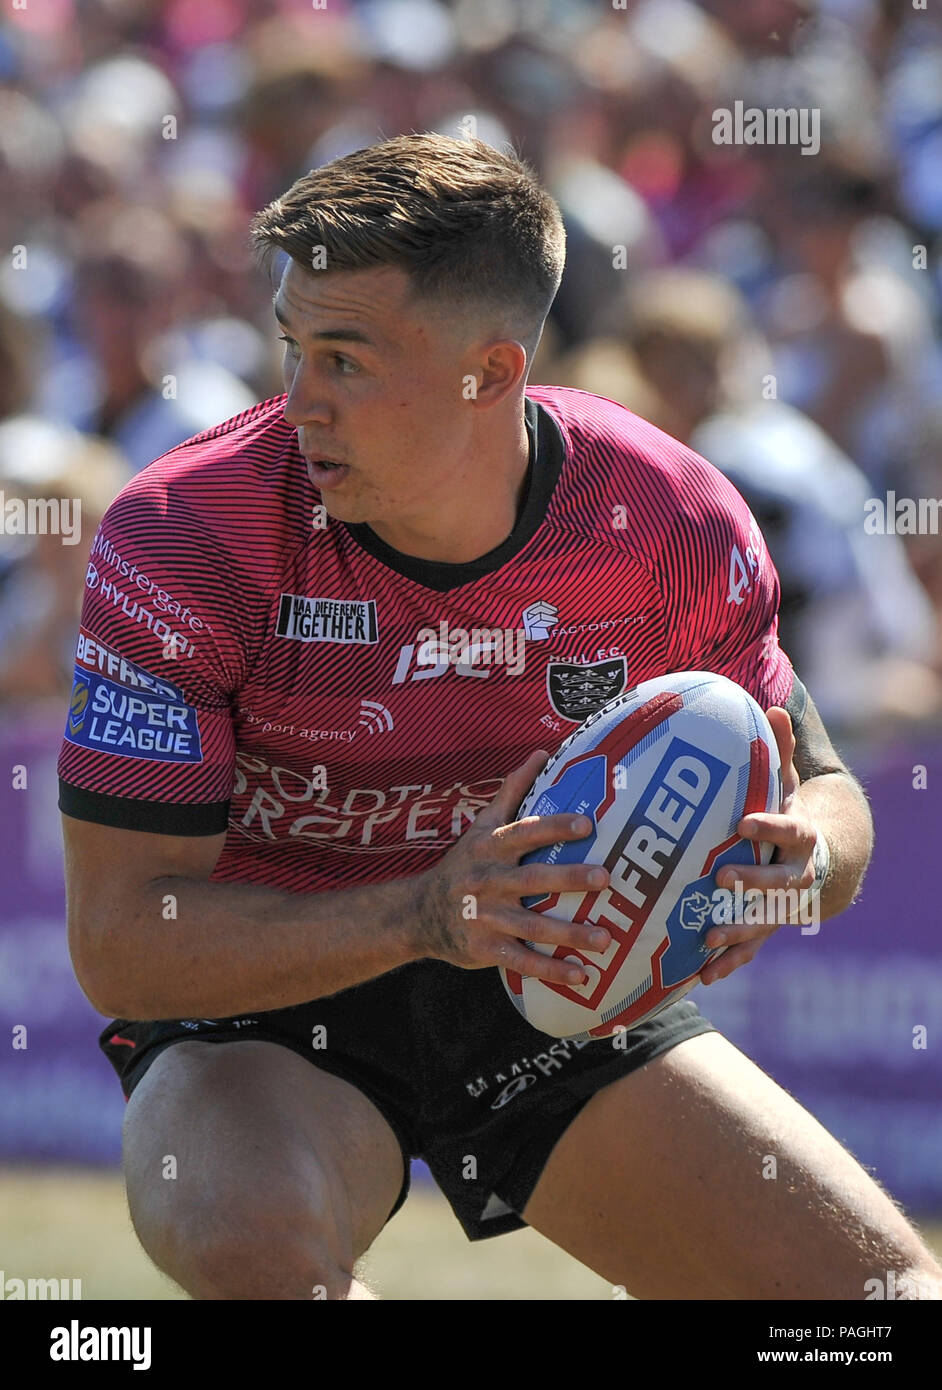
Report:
792,771,874,920
90,873,425,1020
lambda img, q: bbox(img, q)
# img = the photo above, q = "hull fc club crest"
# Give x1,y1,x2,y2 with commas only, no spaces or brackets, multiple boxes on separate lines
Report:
546,656,627,722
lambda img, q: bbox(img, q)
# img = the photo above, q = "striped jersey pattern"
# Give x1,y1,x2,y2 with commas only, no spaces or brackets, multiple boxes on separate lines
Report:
58,385,794,893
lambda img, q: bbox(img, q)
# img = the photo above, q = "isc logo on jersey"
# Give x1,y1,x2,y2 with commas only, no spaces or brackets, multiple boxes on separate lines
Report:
65,628,202,763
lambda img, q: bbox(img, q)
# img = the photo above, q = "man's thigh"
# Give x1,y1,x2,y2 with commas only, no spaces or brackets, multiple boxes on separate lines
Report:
122,1039,405,1297
522,1031,942,1300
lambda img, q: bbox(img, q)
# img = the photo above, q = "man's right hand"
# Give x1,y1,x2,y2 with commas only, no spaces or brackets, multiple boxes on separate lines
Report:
409,750,612,987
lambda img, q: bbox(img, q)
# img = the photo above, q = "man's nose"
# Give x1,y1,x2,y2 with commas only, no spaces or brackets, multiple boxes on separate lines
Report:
282,367,332,428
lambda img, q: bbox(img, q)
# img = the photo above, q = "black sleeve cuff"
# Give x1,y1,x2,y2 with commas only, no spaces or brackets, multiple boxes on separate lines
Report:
58,779,230,836
784,673,809,733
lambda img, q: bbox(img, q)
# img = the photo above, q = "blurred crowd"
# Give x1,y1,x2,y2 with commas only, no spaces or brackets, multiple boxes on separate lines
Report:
1,0,941,739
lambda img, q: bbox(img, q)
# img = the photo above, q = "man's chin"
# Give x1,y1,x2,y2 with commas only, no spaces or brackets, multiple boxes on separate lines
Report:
314,491,366,525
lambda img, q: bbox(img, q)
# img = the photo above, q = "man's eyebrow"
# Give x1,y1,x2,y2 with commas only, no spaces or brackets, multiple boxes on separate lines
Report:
272,296,375,346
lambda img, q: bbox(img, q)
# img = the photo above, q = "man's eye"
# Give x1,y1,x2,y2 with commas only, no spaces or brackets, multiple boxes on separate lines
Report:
279,337,357,375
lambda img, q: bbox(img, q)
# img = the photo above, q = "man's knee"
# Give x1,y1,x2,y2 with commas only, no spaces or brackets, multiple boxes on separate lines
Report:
183,1207,354,1300
130,1185,357,1299
123,1082,362,1297
118,1040,398,1298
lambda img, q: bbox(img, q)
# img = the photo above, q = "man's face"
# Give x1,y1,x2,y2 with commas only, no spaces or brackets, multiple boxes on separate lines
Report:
274,258,476,529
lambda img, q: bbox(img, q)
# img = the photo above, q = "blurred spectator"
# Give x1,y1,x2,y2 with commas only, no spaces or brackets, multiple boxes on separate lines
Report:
754,165,939,490
0,424,131,704
608,267,942,734
893,406,942,665
47,207,254,471
531,334,663,425
238,25,369,208
0,302,37,422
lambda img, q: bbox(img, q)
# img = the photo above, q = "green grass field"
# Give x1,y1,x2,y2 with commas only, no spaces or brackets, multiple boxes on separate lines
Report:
3,1166,941,1300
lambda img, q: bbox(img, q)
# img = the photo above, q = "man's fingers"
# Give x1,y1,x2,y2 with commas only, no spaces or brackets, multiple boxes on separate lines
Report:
766,706,799,803
705,921,780,951
714,858,815,896
493,812,595,857
493,937,592,988
766,706,795,767
732,811,815,852
495,859,609,899
493,906,611,956
700,938,763,984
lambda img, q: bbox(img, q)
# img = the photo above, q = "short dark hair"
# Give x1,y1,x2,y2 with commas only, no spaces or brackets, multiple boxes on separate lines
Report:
250,133,566,363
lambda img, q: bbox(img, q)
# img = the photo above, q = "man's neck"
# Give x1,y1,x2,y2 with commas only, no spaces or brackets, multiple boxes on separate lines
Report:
367,410,531,564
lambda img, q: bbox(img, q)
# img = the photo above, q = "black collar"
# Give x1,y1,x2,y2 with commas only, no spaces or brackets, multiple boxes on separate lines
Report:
342,396,566,592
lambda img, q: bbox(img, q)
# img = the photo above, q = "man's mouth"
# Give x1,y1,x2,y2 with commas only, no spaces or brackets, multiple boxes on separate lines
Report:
306,457,350,488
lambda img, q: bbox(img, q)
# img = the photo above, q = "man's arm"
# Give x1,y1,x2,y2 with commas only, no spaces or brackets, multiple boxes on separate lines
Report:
784,686,873,919
63,814,417,1020
63,752,612,1021
700,684,874,983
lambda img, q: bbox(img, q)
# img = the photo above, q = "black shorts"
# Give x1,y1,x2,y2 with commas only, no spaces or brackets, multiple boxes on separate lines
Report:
100,960,715,1242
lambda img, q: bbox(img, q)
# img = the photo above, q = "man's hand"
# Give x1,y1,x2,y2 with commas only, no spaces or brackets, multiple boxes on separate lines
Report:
700,706,819,985
411,750,612,987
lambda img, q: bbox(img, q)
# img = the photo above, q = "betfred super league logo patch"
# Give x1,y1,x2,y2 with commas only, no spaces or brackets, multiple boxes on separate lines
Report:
546,656,627,721
64,626,203,762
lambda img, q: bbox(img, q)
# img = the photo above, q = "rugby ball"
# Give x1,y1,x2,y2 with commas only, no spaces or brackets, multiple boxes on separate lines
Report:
500,671,781,1039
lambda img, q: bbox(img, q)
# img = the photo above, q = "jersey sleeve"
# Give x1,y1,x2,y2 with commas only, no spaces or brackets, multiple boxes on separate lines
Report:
57,480,247,835
656,453,795,711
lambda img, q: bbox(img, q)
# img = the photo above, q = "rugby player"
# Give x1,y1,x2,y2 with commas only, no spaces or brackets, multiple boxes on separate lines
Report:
59,134,942,1300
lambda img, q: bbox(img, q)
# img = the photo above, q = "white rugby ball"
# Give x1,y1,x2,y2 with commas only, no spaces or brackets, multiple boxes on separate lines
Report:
500,671,781,1039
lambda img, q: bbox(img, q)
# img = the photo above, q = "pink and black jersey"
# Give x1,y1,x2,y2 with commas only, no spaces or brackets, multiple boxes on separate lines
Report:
57,386,795,894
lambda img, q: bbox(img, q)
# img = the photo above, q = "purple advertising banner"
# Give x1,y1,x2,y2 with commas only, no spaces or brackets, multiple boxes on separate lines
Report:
0,713,126,1162
1,716,940,1208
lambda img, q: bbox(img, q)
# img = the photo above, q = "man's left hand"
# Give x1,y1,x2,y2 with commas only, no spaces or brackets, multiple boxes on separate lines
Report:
699,706,820,985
